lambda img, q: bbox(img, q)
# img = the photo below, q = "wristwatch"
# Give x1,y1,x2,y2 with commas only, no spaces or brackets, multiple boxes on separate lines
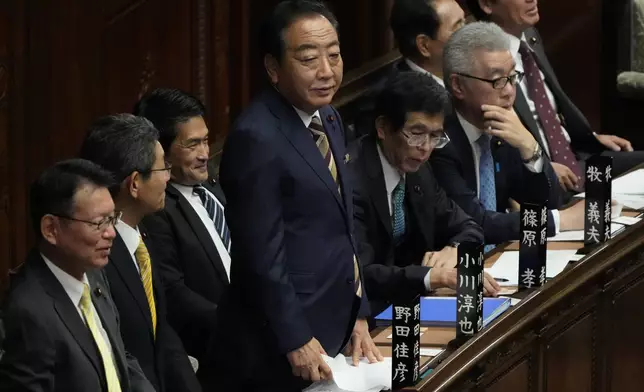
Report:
522,142,542,164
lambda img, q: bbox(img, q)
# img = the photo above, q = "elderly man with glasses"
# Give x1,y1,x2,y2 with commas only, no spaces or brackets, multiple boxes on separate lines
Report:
349,71,501,317
430,22,584,247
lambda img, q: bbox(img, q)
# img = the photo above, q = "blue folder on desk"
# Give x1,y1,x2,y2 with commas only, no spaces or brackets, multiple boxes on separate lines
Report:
375,297,511,327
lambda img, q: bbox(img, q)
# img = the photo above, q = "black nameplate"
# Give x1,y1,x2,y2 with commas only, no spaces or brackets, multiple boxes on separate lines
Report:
392,295,421,389
456,242,484,341
519,203,547,290
584,155,613,245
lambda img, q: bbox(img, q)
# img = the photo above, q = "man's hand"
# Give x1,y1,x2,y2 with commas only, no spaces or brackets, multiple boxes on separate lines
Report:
481,105,537,160
429,268,501,296
287,338,333,382
558,200,585,231
552,162,581,191
421,246,457,268
343,319,384,366
596,134,634,152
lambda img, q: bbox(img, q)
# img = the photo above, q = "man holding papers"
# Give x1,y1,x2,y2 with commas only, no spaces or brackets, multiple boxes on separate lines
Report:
349,72,500,316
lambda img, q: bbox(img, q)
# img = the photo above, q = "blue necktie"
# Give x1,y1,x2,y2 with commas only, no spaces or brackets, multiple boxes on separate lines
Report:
477,135,497,252
391,179,406,242
194,185,231,252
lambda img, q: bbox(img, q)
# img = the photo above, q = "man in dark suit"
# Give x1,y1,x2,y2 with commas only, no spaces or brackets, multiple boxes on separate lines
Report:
0,159,155,392
467,0,644,190
350,72,500,316
209,1,383,391
134,88,229,386
390,0,466,87
80,114,201,392
431,21,585,245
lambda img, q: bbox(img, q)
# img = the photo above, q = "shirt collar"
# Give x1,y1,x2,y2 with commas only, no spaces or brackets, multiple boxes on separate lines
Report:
42,253,88,307
377,143,404,195
404,58,445,87
293,106,321,128
456,111,484,145
170,182,198,199
507,32,527,72
115,219,140,257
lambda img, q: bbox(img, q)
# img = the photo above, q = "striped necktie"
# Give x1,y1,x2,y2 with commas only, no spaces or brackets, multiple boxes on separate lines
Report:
309,115,362,297
477,135,497,253
134,237,157,337
194,185,231,252
80,284,122,392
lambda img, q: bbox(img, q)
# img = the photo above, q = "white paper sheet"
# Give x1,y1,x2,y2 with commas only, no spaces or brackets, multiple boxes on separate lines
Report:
419,347,444,357
611,169,644,195
549,223,624,241
303,355,392,392
613,216,641,225
486,250,579,286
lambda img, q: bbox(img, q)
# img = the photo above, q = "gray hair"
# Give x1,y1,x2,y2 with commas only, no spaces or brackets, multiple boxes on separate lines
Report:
443,21,511,93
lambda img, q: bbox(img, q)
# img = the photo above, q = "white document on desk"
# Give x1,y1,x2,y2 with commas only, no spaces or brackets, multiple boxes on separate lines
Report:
550,223,624,241
304,355,392,392
486,250,579,286
612,169,644,195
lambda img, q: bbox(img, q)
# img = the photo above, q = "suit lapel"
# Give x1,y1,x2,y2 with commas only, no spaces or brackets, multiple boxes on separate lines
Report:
87,270,128,389
265,89,345,212
32,253,105,385
167,185,229,283
446,115,478,191
363,136,392,236
108,234,154,336
322,106,350,212
405,171,434,248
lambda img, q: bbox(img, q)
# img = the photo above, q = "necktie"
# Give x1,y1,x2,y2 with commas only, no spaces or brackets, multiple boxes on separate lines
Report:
477,135,497,253
80,284,122,392
309,115,361,297
135,238,157,336
518,41,582,178
194,185,231,252
391,179,406,242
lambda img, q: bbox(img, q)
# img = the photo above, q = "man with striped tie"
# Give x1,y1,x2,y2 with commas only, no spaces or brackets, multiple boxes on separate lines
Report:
209,1,382,391
134,88,230,389
0,159,155,392
80,114,201,392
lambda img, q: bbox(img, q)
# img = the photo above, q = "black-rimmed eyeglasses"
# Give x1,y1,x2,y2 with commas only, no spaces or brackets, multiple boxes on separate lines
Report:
456,71,524,90
53,210,123,231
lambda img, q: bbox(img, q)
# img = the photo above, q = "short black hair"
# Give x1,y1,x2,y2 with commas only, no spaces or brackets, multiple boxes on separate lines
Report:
466,0,489,21
374,71,450,131
133,88,206,152
30,159,115,238
390,0,441,59
259,0,339,63
79,114,160,197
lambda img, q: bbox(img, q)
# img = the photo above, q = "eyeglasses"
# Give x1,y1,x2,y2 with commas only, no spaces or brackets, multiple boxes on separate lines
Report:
53,210,123,232
177,137,209,151
141,162,172,174
401,130,451,149
456,71,524,90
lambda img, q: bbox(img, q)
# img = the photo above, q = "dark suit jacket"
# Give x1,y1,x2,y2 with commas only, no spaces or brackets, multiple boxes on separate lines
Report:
105,227,200,392
430,114,562,245
349,135,483,314
0,251,154,392
514,28,604,157
210,87,368,391
142,180,229,365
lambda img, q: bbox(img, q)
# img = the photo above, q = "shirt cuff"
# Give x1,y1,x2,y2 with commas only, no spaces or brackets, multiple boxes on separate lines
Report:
524,156,544,173
424,269,432,292
551,209,561,234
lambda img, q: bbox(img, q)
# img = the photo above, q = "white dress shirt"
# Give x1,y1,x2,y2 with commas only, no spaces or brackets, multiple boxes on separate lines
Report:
455,111,560,232
171,183,232,281
115,220,141,274
507,32,571,157
404,58,445,87
293,106,321,128
377,145,432,291
42,254,115,357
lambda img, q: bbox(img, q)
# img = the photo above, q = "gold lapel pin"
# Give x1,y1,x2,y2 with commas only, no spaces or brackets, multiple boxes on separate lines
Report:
344,153,350,163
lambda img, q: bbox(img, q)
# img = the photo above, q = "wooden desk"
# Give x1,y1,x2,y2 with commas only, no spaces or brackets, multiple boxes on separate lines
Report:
374,209,644,391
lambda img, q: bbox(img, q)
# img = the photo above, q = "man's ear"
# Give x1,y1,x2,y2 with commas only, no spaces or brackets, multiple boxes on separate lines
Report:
448,74,466,100
264,54,280,85
41,215,59,246
375,115,389,141
415,34,432,59
126,173,140,200
478,0,494,18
